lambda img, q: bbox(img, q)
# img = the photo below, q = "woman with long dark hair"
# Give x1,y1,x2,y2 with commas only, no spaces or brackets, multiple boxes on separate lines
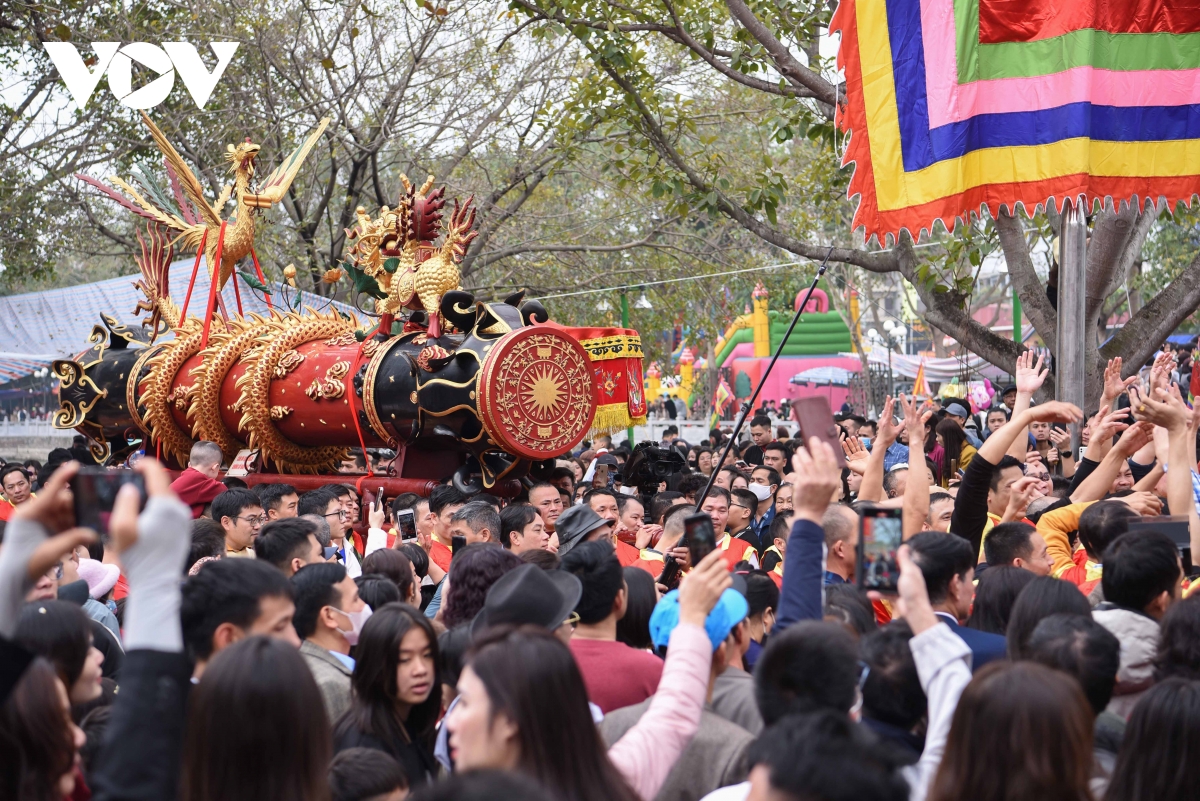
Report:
1106,678,1200,801
446,550,729,801
334,603,442,787
615,566,656,650
935,418,975,485
928,661,1094,801
0,658,87,801
183,636,331,801
15,599,104,706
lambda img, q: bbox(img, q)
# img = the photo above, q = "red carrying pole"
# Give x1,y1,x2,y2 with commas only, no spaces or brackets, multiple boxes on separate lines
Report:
249,246,273,310
200,222,228,349
178,228,209,321
232,272,244,317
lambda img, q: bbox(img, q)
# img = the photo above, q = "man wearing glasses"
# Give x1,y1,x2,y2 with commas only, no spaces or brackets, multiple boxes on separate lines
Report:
213,487,266,558
299,487,362,576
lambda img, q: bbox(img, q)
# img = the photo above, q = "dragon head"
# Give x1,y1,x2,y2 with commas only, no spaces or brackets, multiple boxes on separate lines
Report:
225,137,261,177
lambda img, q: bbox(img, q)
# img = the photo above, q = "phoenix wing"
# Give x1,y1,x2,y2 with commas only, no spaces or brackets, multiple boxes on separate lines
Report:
138,111,222,229
243,117,331,209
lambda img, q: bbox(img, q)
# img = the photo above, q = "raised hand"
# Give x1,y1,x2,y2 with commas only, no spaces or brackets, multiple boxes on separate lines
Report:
874,396,899,448
109,458,177,555
1129,385,1189,433
1148,351,1176,394
1002,475,1043,522
1112,420,1156,457
1115,490,1163,516
842,436,869,475
368,500,386,530
892,545,938,634
1015,350,1049,395
1101,357,1140,403
899,394,934,435
1026,400,1084,425
1023,449,1043,466
1089,404,1131,443
7,461,96,585
1048,427,1072,453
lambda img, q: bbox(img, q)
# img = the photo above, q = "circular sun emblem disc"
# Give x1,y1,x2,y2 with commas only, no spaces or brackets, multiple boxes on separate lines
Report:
478,327,596,460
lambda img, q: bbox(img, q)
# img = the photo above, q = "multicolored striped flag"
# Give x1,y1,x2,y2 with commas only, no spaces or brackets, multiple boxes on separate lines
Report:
833,0,1200,241
709,378,734,428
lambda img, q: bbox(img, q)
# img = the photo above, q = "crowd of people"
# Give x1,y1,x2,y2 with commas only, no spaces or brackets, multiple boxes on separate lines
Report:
3,348,1200,801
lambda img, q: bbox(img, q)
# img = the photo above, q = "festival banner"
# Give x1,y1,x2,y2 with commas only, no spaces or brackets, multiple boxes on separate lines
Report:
833,0,1200,241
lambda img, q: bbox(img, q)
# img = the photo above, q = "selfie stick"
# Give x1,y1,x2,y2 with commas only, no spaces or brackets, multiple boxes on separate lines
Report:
693,246,833,509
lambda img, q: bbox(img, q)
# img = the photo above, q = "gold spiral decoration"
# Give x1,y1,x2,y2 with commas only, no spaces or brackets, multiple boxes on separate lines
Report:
140,320,206,466
126,343,164,436
188,313,277,461
235,309,357,474
362,335,402,446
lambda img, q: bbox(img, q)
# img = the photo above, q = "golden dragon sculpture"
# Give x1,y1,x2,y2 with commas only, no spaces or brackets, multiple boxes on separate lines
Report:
344,174,477,337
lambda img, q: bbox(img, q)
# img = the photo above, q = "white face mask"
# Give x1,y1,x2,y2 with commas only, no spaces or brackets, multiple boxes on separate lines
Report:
333,604,373,646
748,483,774,502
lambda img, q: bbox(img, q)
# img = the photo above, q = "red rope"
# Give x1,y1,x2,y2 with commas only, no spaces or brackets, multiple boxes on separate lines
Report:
200,222,228,349
249,247,273,310
232,271,244,317
178,228,209,320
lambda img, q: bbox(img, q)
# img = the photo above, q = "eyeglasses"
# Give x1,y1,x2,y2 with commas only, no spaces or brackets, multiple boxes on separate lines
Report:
730,504,752,512
564,611,580,629
324,510,349,520
236,514,267,526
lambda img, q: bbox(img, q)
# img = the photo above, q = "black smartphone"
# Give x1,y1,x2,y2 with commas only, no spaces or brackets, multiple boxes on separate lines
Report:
70,467,145,534
793,396,849,468
658,555,682,589
451,534,467,552
856,505,903,593
684,512,717,566
396,509,417,542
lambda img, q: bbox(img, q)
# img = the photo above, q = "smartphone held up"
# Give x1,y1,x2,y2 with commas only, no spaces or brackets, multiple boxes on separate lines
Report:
856,505,903,593
70,467,145,534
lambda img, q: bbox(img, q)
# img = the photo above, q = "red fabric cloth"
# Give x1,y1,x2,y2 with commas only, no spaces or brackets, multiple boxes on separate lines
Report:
979,0,1200,43
429,540,453,574
0,501,11,521
615,539,642,568
169,468,225,519
569,638,664,713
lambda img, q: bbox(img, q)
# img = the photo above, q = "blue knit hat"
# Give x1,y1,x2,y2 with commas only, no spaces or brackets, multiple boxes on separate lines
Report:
649,588,749,651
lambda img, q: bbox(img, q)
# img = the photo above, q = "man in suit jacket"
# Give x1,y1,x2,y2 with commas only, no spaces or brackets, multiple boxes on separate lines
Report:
908,531,1005,670
292,563,367,721
600,699,753,801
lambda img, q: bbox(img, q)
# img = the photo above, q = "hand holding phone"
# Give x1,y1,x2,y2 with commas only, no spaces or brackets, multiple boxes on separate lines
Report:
684,512,718,566
395,509,418,542
856,505,903,593
793,397,849,468
70,467,145,534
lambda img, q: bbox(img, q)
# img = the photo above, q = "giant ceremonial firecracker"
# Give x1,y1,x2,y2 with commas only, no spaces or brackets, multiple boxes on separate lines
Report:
55,116,646,488
835,0,1200,242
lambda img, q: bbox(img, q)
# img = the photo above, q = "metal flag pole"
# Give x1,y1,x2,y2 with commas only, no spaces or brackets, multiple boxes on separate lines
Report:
695,245,835,509
1056,197,1087,453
